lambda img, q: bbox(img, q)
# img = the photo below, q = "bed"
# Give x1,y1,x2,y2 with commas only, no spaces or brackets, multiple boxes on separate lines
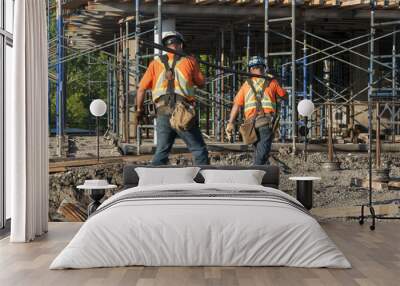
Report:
50,165,351,269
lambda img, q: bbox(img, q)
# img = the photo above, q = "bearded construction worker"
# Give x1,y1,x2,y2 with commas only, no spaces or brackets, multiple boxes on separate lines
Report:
226,56,287,165
136,31,209,165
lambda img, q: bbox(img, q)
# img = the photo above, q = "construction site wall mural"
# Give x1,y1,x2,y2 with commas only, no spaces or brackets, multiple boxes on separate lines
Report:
47,0,400,222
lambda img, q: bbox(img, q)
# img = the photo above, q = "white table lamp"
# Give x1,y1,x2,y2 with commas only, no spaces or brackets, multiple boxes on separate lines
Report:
90,99,107,162
297,99,315,117
297,99,315,161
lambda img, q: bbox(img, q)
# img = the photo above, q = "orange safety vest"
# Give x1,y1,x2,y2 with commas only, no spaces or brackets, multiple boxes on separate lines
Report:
152,55,195,103
243,78,277,118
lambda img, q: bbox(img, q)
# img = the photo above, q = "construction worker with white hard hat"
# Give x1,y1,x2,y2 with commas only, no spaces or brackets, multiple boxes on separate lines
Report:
226,56,288,165
136,31,209,165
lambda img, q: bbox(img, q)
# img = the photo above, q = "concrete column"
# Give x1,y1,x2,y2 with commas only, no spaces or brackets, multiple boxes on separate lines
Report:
154,18,176,54
152,18,175,145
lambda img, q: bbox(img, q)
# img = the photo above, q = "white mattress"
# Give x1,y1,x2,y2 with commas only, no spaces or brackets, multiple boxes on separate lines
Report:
50,183,351,269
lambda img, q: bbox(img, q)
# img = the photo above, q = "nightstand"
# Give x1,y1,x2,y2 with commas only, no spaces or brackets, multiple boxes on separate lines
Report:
77,180,117,216
289,177,321,210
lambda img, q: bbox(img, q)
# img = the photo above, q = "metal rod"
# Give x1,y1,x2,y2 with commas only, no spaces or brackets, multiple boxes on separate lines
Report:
107,59,111,130
264,0,269,67
392,28,397,143
269,17,292,23
56,0,64,157
216,36,221,142
221,29,225,142
294,33,369,64
246,23,250,66
368,5,375,208
300,28,393,70
157,0,162,56
206,56,210,136
304,117,308,162
303,23,307,100
373,20,400,27
47,0,51,134
139,17,158,25
328,103,334,162
50,28,156,67
135,0,141,142
230,26,236,142
269,52,292,56
125,21,130,142
291,0,296,151
97,116,100,162
305,29,400,69
271,28,370,73
376,102,381,168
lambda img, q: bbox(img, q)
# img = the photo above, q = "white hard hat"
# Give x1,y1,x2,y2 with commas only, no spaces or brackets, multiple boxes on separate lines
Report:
162,31,185,46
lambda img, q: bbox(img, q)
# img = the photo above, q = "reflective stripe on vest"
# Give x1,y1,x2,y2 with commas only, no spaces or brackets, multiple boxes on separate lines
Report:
152,57,195,102
244,79,276,113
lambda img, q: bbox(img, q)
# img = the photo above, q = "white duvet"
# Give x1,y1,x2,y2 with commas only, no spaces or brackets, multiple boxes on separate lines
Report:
50,183,351,269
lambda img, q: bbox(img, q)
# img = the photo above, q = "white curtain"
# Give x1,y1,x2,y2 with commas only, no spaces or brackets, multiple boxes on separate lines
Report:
7,0,49,242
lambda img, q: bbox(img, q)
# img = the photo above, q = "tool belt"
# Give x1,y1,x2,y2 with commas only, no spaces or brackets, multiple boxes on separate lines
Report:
156,54,196,131
254,113,274,129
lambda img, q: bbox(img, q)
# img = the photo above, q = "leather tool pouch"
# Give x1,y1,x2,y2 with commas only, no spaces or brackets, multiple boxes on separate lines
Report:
169,101,196,131
239,118,257,145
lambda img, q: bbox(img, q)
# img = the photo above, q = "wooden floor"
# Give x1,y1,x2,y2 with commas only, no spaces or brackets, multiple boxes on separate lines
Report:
0,222,399,286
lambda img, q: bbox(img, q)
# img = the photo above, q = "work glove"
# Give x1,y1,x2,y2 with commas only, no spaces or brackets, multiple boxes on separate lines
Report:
225,122,235,141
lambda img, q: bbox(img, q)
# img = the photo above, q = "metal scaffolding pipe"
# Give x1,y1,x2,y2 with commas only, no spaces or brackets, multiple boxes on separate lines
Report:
157,0,162,56
135,0,140,143
125,20,130,142
104,4,400,19
376,102,381,168
246,23,250,65
291,0,296,151
220,29,225,143
373,20,400,27
367,5,375,207
264,0,269,66
301,29,393,71
56,0,65,157
303,24,307,99
392,29,397,143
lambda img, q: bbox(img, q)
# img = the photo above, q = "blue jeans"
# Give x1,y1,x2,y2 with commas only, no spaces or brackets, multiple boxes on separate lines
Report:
253,126,273,165
152,115,209,165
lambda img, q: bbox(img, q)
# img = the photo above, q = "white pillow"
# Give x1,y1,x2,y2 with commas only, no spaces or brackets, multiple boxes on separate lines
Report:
200,169,266,185
135,167,200,186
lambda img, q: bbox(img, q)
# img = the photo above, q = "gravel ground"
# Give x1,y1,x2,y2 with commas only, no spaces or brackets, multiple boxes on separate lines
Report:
210,150,400,209
49,150,400,221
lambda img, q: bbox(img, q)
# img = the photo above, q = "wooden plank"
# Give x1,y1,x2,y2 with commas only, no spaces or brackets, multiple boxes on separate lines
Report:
376,0,399,7
57,202,87,222
49,157,123,170
282,0,304,5
308,0,339,6
341,0,371,7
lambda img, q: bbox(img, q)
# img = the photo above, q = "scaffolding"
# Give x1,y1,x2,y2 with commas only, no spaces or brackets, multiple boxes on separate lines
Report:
48,0,400,156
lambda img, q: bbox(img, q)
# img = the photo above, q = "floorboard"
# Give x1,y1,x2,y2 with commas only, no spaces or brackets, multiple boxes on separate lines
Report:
0,222,399,286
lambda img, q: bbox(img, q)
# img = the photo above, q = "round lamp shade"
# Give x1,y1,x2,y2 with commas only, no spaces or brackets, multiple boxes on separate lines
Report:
90,99,107,117
297,99,315,117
